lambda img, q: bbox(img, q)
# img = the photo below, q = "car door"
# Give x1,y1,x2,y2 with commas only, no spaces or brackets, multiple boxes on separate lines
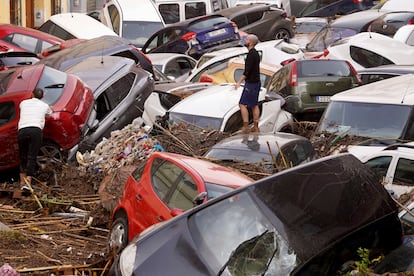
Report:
138,157,201,228
386,154,414,197
0,101,19,169
78,72,136,152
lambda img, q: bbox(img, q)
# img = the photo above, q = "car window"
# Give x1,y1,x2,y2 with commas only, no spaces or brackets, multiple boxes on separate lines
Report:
298,60,352,77
0,101,15,126
165,57,194,77
105,72,135,109
280,141,313,167
150,158,183,202
37,66,68,105
132,161,147,182
158,92,183,110
246,11,263,24
108,4,121,35
190,16,228,30
359,73,398,85
223,110,243,133
0,70,15,95
159,4,180,24
189,191,297,275
185,2,207,19
4,33,38,53
266,65,290,95
306,27,357,52
405,30,414,46
167,173,198,210
350,46,394,68
394,158,414,185
364,156,392,181
39,21,76,40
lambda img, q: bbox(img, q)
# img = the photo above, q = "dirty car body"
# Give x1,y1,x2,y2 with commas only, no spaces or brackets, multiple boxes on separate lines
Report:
65,56,154,158
110,153,402,275
108,151,253,254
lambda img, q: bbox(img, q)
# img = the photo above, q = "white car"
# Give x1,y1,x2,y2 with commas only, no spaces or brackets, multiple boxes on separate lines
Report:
394,24,414,46
144,83,293,133
323,32,414,71
38,13,118,40
348,143,414,198
100,0,165,48
147,53,197,82
186,39,304,82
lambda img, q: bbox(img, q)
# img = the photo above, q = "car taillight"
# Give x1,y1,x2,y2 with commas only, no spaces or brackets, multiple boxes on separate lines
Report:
232,21,239,33
323,49,330,57
280,58,295,66
181,32,197,41
408,19,414,25
346,60,362,85
290,61,298,87
353,0,363,2
199,75,213,83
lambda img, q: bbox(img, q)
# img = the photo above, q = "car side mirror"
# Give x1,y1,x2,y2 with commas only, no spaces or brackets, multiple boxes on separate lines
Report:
193,191,207,206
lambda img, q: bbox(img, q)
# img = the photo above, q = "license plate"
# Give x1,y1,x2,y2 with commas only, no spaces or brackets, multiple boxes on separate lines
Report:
316,96,331,102
208,29,226,37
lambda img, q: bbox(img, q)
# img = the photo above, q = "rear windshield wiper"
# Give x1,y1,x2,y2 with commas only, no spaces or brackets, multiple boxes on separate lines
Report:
44,83,65,89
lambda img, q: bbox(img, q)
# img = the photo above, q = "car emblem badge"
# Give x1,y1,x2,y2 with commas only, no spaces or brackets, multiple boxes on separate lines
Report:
382,24,387,30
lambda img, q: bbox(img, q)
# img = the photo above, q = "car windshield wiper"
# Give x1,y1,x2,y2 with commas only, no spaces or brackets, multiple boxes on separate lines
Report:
44,83,65,89
217,230,271,276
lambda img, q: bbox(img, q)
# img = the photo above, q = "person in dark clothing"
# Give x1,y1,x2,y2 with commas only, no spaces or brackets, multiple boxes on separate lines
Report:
235,34,261,133
18,88,52,189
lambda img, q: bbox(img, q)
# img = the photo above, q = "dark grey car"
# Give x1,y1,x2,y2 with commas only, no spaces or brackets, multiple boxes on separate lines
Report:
65,56,154,159
358,64,414,85
109,153,403,275
214,3,294,42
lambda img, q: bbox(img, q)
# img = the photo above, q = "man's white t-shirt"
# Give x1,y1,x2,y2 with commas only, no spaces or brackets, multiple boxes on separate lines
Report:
18,98,53,130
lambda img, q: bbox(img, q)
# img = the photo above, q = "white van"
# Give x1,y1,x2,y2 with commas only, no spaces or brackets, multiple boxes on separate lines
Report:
100,0,165,48
153,0,229,24
38,13,118,40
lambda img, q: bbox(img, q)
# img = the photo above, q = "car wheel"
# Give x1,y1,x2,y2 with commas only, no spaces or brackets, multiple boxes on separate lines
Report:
109,215,129,255
37,142,64,169
274,29,290,42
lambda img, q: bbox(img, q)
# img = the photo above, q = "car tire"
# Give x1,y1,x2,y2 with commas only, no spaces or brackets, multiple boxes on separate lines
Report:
274,29,291,42
36,141,65,169
109,215,129,255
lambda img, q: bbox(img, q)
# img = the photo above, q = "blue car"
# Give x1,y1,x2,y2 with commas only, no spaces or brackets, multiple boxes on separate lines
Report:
141,15,241,59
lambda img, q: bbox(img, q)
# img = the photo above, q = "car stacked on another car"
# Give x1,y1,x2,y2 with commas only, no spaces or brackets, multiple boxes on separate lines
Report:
108,151,254,254
265,58,361,121
38,13,118,40
368,11,414,37
147,83,293,134
64,56,154,160
0,64,94,171
214,3,294,42
357,64,414,85
36,35,154,76
0,23,64,55
141,14,241,59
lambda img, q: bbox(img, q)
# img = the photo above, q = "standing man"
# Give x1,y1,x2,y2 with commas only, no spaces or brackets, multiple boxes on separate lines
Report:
18,88,52,189
235,34,261,134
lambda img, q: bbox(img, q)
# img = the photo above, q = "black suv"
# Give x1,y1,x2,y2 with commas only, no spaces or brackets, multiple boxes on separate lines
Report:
214,3,294,42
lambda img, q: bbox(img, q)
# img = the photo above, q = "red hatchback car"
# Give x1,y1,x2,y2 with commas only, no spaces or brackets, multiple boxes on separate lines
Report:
109,151,253,254
0,64,94,171
0,24,64,55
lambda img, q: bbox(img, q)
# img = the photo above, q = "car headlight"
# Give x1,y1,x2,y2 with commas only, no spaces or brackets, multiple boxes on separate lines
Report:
119,243,137,276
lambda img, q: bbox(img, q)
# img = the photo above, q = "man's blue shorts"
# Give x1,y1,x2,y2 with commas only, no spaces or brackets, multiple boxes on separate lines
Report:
239,82,261,108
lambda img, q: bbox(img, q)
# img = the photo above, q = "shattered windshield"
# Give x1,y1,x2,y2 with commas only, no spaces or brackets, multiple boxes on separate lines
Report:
318,101,412,139
188,191,298,275
169,112,223,130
